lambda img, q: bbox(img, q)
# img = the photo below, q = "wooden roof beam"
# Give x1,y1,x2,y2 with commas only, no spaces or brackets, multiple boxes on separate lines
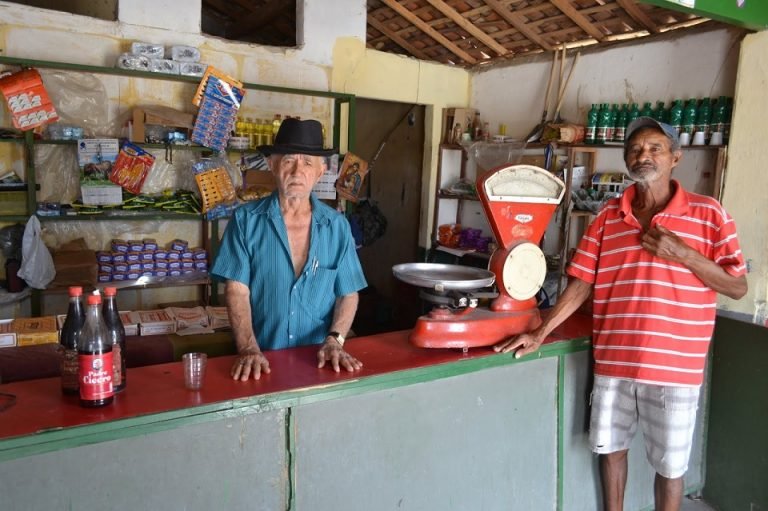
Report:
485,0,553,51
616,0,660,33
550,0,605,41
381,0,477,64
424,0,509,56
368,16,431,60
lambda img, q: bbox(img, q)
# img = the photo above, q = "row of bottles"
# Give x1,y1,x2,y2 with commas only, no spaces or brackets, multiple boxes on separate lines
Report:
449,111,491,144
234,114,287,148
585,97,733,145
60,286,126,407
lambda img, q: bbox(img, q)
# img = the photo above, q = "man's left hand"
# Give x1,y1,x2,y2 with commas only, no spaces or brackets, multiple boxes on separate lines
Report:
317,339,363,373
641,225,692,263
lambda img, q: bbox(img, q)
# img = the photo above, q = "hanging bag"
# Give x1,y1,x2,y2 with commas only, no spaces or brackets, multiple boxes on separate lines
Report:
17,216,56,289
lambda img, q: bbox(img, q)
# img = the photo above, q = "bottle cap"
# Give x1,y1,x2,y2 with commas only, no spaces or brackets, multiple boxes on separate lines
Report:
87,295,101,305
69,286,83,297
103,287,117,297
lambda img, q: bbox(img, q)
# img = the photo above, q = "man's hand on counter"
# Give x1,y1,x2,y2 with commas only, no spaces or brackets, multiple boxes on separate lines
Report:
317,339,363,373
493,332,544,359
231,347,271,381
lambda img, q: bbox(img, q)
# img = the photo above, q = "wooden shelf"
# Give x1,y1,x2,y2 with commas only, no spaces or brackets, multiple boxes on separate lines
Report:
437,191,480,201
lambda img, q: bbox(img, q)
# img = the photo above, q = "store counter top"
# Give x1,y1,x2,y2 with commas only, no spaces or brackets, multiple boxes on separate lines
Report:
0,314,591,460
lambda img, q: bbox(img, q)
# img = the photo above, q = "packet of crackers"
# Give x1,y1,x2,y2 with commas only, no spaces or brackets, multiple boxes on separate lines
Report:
110,142,156,194
192,66,244,107
0,68,59,130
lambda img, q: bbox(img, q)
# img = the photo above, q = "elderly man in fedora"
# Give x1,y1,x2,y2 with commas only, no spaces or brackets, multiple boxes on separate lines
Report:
212,118,367,379
495,117,747,511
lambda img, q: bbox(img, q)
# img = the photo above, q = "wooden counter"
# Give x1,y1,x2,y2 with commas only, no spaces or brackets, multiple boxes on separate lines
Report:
0,314,706,511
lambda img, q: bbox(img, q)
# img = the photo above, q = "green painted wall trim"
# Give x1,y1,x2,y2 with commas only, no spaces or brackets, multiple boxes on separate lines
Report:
556,355,566,511
641,0,768,30
0,336,590,463
704,316,768,510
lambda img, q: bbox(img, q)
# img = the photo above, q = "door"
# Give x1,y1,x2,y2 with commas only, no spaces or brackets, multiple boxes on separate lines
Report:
351,99,424,334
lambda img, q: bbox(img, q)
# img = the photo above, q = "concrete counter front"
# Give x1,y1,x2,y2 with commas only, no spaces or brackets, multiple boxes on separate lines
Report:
0,314,706,511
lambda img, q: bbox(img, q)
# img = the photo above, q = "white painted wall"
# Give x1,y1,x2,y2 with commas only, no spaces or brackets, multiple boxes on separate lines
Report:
301,0,367,65
472,26,743,140
119,0,201,33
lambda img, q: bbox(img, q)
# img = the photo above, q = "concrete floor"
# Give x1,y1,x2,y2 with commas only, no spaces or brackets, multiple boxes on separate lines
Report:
681,496,717,510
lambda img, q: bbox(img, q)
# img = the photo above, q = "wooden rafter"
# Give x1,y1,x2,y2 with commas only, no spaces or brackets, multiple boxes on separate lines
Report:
485,0,553,51
424,0,509,56
381,0,478,64
616,0,659,33
550,0,605,41
227,0,289,39
368,16,431,60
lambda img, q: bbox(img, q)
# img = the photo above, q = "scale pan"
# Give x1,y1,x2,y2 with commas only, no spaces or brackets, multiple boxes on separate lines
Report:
392,263,495,291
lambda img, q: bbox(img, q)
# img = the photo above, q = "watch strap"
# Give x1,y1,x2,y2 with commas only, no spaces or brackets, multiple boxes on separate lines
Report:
327,331,345,347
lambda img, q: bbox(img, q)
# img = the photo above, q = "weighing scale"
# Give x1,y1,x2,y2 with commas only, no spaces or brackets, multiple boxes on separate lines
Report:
393,164,565,349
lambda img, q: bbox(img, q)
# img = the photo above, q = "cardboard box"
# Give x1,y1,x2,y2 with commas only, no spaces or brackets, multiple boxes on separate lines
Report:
243,169,276,191
132,310,176,336
13,316,58,346
0,319,16,348
441,107,476,144
120,311,139,336
131,106,194,144
51,239,98,288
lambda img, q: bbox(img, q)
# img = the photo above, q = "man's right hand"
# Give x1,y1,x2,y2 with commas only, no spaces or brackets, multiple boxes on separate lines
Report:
231,347,271,381
493,332,544,359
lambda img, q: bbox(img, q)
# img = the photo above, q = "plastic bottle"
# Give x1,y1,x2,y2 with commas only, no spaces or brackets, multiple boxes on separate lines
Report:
585,104,598,144
640,102,653,118
627,103,640,125
60,286,85,395
607,104,619,141
613,104,628,142
272,114,282,144
710,96,727,138
724,97,733,143
681,99,698,136
653,101,666,122
696,98,712,141
78,294,114,408
102,287,126,393
669,99,683,135
596,104,611,144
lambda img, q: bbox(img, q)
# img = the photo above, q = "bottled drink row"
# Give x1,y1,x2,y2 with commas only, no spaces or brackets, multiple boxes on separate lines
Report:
60,286,126,408
234,114,292,149
585,96,733,146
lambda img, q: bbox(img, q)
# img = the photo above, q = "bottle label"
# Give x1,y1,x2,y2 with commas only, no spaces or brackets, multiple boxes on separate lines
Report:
585,126,597,142
79,353,114,400
614,127,625,141
61,348,79,391
112,344,122,388
596,127,608,142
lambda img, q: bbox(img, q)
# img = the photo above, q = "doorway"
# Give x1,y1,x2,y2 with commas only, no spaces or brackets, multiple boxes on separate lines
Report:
351,99,424,335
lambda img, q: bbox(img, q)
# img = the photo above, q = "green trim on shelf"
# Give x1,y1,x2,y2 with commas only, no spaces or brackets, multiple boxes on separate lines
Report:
37,213,201,221
0,215,30,223
0,335,590,462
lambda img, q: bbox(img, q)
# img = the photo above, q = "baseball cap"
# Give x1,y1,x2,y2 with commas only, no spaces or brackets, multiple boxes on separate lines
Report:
624,116,679,157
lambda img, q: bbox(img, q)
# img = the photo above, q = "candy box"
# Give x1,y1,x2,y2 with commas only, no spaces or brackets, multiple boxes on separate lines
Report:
13,316,58,346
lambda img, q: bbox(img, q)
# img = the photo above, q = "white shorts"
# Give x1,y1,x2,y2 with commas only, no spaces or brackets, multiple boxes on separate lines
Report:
588,375,700,479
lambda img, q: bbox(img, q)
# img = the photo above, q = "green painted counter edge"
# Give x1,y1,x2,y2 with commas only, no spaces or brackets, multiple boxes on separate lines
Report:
0,336,590,462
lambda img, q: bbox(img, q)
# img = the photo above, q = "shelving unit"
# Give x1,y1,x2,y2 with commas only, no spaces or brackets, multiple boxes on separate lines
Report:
0,55,357,315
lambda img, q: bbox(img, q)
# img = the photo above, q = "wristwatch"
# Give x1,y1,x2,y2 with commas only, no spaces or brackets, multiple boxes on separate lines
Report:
327,331,345,347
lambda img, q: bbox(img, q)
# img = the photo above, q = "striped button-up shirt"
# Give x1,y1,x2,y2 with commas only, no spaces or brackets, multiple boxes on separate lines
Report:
567,180,746,386
211,192,367,350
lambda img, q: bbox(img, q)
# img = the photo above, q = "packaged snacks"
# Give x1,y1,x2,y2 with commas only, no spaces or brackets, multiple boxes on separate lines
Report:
110,142,155,194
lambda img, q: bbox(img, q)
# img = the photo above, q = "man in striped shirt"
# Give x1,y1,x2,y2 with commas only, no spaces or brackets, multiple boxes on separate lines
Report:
495,117,747,511
212,119,367,380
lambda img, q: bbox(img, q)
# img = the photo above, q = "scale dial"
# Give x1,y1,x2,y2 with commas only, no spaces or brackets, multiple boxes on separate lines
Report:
500,242,547,300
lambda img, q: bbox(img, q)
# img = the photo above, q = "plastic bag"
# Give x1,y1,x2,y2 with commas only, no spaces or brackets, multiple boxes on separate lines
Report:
18,217,56,289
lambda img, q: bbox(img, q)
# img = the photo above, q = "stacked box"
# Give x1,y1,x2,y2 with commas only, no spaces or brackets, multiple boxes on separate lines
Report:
13,316,58,346
96,238,207,282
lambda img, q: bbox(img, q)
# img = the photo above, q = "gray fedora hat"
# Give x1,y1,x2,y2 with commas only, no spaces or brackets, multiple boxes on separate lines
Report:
258,118,336,157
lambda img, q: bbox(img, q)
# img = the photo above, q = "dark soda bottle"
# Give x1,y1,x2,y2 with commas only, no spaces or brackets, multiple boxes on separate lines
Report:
60,286,85,395
78,293,114,407
103,287,127,393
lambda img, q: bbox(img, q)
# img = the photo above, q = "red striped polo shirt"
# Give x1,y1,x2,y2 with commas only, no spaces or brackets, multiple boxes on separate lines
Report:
567,180,746,386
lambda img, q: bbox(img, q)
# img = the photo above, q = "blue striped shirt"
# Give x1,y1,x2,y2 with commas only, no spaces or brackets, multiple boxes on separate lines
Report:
211,192,367,351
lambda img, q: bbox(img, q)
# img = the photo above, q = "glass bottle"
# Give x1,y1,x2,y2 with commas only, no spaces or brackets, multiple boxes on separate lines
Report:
78,293,114,408
60,286,85,395
596,104,611,144
710,96,727,137
102,287,126,393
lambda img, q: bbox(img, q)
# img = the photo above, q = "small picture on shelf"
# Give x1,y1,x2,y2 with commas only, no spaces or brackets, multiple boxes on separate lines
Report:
335,152,369,203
